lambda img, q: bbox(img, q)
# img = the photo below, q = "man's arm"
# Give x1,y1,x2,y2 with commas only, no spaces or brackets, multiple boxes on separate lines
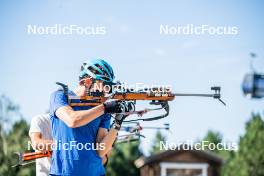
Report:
96,128,118,157
96,128,113,164
96,102,131,157
96,128,109,143
30,132,53,151
55,100,119,128
55,104,105,128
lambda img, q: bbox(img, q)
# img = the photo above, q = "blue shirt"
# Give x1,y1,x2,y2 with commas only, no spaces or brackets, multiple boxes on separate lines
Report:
49,90,111,176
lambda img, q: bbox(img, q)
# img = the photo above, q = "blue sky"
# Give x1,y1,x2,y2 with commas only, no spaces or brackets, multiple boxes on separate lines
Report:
0,0,263,154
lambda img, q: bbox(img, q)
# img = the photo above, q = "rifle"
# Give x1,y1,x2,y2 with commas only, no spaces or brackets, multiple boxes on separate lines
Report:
12,122,171,167
12,151,52,167
12,136,139,167
13,83,225,167
56,82,226,121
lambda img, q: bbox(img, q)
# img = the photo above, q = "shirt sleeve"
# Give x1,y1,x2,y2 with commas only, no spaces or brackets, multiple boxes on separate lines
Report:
28,115,42,137
49,90,68,118
99,114,111,130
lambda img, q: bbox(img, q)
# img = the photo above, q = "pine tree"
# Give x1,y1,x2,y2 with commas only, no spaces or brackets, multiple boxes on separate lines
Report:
106,141,141,176
224,113,264,176
202,130,232,160
150,130,166,155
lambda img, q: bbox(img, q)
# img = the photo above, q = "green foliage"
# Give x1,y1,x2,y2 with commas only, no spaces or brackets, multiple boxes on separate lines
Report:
150,130,166,155
223,113,264,176
0,119,36,176
203,130,223,145
7,119,31,153
202,130,231,160
106,141,142,176
0,125,9,174
0,95,35,176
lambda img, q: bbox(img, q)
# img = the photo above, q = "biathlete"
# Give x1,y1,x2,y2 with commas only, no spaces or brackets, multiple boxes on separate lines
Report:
49,59,128,176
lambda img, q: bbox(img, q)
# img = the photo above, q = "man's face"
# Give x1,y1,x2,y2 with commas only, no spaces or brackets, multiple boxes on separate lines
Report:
80,78,111,95
90,80,104,91
91,80,112,94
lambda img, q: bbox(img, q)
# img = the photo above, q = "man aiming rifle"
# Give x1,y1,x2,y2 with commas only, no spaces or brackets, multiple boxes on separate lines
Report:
49,59,129,176
13,58,224,174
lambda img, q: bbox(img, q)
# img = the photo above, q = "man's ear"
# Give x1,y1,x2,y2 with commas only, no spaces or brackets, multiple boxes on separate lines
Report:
80,77,93,87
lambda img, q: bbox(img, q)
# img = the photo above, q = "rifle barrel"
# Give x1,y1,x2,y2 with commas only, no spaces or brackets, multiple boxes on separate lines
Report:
173,93,214,97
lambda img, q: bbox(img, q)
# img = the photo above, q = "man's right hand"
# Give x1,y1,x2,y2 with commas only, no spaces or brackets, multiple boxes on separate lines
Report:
110,101,134,130
103,101,121,114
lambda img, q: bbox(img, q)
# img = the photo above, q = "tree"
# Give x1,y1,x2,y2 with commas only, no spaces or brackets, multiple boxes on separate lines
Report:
7,119,36,176
0,124,9,175
202,130,231,160
203,130,222,146
0,95,35,176
224,113,264,176
0,119,36,176
150,130,166,155
106,141,142,176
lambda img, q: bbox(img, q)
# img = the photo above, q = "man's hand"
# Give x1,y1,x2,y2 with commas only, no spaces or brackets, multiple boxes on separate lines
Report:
111,101,134,130
30,132,53,151
96,101,134,157
103,100,130,113
96,101,133,157
103,101,117,113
